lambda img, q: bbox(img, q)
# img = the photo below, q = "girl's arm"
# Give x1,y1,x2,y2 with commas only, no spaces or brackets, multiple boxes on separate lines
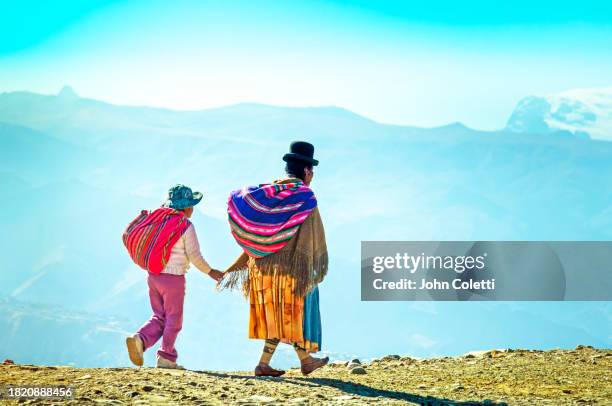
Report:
184,225,212,274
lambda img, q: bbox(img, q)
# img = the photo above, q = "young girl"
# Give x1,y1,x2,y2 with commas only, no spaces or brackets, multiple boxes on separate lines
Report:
125,184,223,369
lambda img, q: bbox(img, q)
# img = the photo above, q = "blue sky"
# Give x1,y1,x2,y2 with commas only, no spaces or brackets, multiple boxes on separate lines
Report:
1,0,612,129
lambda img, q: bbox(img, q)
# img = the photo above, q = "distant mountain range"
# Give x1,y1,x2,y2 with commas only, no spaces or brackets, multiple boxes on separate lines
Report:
0,87,610,370
3,85,611,142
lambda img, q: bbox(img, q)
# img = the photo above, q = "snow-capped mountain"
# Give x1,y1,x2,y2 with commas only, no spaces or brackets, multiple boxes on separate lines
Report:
506,87,612,140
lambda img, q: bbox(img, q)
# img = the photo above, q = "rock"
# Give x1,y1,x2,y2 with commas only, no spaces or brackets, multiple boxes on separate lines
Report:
380,355,401,362
575,345,594,350
350,366,367,375
288,397,308,403
333,395,354,401
77,374,92,380
2,359,15,365
489,350,506,358
347,360,361,369
243,395,276,403
21,366,39,371
142,385,154,392
350,358,361,364
450,383,464,392
462,350,491,358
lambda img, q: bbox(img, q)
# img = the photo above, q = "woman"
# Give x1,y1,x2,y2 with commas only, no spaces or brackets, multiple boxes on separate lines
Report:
125,184,223,369
222,141,329,377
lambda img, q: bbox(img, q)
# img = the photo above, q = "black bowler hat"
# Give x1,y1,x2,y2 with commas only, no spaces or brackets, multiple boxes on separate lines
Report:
282,141,319,166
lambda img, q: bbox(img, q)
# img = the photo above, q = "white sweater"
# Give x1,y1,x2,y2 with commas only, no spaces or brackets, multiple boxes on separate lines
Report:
161,224,212,275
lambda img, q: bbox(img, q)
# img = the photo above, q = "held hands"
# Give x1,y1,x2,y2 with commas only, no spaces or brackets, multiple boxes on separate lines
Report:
208,269,224,283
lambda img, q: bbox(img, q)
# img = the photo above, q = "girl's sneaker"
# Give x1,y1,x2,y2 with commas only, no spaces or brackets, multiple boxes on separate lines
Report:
125,334,144,367
157,356,185,370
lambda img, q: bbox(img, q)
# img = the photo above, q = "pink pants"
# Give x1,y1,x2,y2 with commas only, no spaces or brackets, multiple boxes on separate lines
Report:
137,273,185,362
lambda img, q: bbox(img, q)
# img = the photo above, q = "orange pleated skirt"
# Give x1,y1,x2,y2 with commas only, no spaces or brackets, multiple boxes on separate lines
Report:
248,270,319,352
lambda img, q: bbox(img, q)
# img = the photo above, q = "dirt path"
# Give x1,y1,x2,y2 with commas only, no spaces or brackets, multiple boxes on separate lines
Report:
1,346,610,405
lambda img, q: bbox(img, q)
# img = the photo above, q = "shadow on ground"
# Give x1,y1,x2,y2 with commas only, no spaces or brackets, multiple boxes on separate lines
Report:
199,371,507,405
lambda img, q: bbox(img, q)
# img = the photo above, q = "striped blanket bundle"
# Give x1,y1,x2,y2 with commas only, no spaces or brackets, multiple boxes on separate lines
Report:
228,181,317,258
122,207,191,274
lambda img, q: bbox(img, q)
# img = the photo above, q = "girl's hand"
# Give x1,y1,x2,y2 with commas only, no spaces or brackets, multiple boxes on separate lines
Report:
208,269,224,282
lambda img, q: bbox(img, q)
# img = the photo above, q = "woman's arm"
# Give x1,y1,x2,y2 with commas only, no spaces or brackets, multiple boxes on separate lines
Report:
225,251,249,273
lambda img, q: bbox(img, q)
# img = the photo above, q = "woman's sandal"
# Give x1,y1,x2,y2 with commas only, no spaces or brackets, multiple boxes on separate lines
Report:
254,363,286,377
300,356,329,376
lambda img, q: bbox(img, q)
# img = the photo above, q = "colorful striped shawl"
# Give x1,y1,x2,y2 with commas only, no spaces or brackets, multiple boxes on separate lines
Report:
228,180,317,258
122,207,191,274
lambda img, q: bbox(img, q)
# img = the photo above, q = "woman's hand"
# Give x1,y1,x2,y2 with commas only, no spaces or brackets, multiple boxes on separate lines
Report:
208,269,224,282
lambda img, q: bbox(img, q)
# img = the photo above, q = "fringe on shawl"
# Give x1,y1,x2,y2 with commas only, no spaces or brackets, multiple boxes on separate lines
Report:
220,251,328,298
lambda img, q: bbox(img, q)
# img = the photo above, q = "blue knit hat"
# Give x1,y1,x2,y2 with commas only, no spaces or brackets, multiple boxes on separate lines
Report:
163,184,203,210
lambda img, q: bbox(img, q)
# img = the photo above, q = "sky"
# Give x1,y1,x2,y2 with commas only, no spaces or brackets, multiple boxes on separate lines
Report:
1,0,612,129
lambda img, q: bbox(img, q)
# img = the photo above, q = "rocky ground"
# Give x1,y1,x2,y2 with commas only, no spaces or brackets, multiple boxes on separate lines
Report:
1,346,610,405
